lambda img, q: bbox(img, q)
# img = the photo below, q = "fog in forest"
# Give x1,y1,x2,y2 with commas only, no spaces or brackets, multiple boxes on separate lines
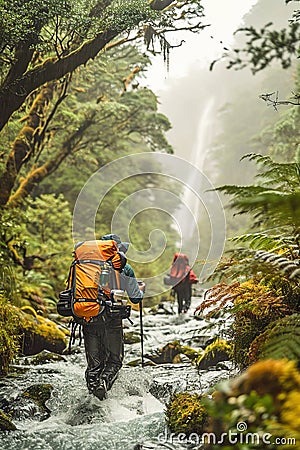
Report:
141,0,296,277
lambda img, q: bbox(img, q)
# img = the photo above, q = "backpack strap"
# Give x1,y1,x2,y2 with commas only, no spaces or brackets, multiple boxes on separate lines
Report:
76,259,107,265
68,320,83,354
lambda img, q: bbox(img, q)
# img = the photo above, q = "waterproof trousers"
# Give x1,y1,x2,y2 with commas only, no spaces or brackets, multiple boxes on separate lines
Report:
83,315,124,390
174,279,192,314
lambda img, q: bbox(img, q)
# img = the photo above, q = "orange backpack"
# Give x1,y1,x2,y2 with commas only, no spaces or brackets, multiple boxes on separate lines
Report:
66,239,127,324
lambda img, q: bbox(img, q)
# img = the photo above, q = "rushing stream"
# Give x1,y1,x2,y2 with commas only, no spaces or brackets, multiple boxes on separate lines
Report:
0,296,234,450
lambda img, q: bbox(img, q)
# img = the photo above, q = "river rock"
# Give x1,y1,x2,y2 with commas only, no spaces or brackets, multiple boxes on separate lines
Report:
0,383,53,422
22,349,68,365
21,383,53,419
124,331,140,344
146,342,181,364
146,341,198,364
0,410,16,431
19,311,68,355
197,349,230,370
149,301,175,315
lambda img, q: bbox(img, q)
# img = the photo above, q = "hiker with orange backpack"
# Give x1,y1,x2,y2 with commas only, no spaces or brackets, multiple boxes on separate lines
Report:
57,234,144,400
168,253,198,314
82,234,145,400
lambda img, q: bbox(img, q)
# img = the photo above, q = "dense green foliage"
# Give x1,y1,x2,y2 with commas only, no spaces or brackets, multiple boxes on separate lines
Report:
260,314,300,361
203,64,300,369
0,1,209,374
163,2,300,443
203,359,300,449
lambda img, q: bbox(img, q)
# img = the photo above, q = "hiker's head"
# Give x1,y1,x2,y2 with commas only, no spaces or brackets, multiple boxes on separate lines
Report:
101,234,129,254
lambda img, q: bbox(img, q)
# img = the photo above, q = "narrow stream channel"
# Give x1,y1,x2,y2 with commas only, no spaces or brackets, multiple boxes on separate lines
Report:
0,297,234,450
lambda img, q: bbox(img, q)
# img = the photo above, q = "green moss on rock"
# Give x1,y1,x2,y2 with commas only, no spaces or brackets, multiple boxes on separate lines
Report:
0,297,22,375
0,410,16,431
166,392,208,435
21,383,53,414
196,339,232,370
124,331,140,344
19,311,68,355
147,340,199,364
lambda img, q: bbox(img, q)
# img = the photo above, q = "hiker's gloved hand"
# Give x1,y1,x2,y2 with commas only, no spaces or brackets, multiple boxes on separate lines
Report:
138,281,145,293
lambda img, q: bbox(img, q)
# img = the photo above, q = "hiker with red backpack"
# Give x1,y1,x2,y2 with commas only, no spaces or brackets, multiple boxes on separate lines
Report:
166,253,198,314
57,234,145,400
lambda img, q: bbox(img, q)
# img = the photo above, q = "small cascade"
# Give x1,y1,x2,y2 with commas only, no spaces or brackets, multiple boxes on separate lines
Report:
176,96,216,239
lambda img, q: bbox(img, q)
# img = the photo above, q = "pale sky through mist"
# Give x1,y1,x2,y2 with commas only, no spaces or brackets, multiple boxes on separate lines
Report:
145,0,258,92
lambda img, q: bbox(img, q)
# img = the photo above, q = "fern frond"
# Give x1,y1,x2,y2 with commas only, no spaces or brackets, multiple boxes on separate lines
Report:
241,153,275,167
195,281,239,318
215,184,268,198
260,314,300,361
230,233,287,251
235,191,300,227
241,153,300,189
255,250,300,280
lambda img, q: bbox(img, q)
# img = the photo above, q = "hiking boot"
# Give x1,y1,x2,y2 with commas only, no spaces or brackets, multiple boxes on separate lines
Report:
92,378,107,401
102,366,120,391
85,365,105,394
86,374,100,395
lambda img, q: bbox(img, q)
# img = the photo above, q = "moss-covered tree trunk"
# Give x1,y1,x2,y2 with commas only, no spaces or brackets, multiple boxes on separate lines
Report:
0,30,118,133
0,82,55,206
7,114,96,207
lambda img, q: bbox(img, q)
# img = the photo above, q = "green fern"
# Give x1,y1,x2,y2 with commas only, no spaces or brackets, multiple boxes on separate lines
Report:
241,153,300,189
255,250,300,281
260,314,300,361
216,154,300,227
230,233,290,252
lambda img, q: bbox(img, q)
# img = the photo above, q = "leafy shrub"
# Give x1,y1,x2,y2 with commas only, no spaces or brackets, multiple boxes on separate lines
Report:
259,313,300,361
203,359,300,449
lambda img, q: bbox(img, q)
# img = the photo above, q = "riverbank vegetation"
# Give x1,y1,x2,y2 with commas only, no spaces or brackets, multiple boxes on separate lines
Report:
165,1,300,445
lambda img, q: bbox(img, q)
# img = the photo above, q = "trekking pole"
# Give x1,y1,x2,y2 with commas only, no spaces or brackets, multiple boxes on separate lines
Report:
139,298,144,367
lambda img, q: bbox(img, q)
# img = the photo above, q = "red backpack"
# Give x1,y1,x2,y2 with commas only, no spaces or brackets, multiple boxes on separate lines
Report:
170,253,190,280
163,253,190,287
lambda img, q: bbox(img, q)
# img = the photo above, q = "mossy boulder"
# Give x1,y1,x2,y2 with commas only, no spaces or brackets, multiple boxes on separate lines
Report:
21,383,53,418
146,341,198,364
124,331,140,344
0,410,16,431
0,297,69,374
196,339,232,370
166,392,208,435
24,349,68,365
18,308,68,356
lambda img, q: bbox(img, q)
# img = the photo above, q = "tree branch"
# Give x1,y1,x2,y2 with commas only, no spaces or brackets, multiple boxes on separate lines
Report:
0,30,118,132
0,82,55,206
259,91,300,111
8,113,96,207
